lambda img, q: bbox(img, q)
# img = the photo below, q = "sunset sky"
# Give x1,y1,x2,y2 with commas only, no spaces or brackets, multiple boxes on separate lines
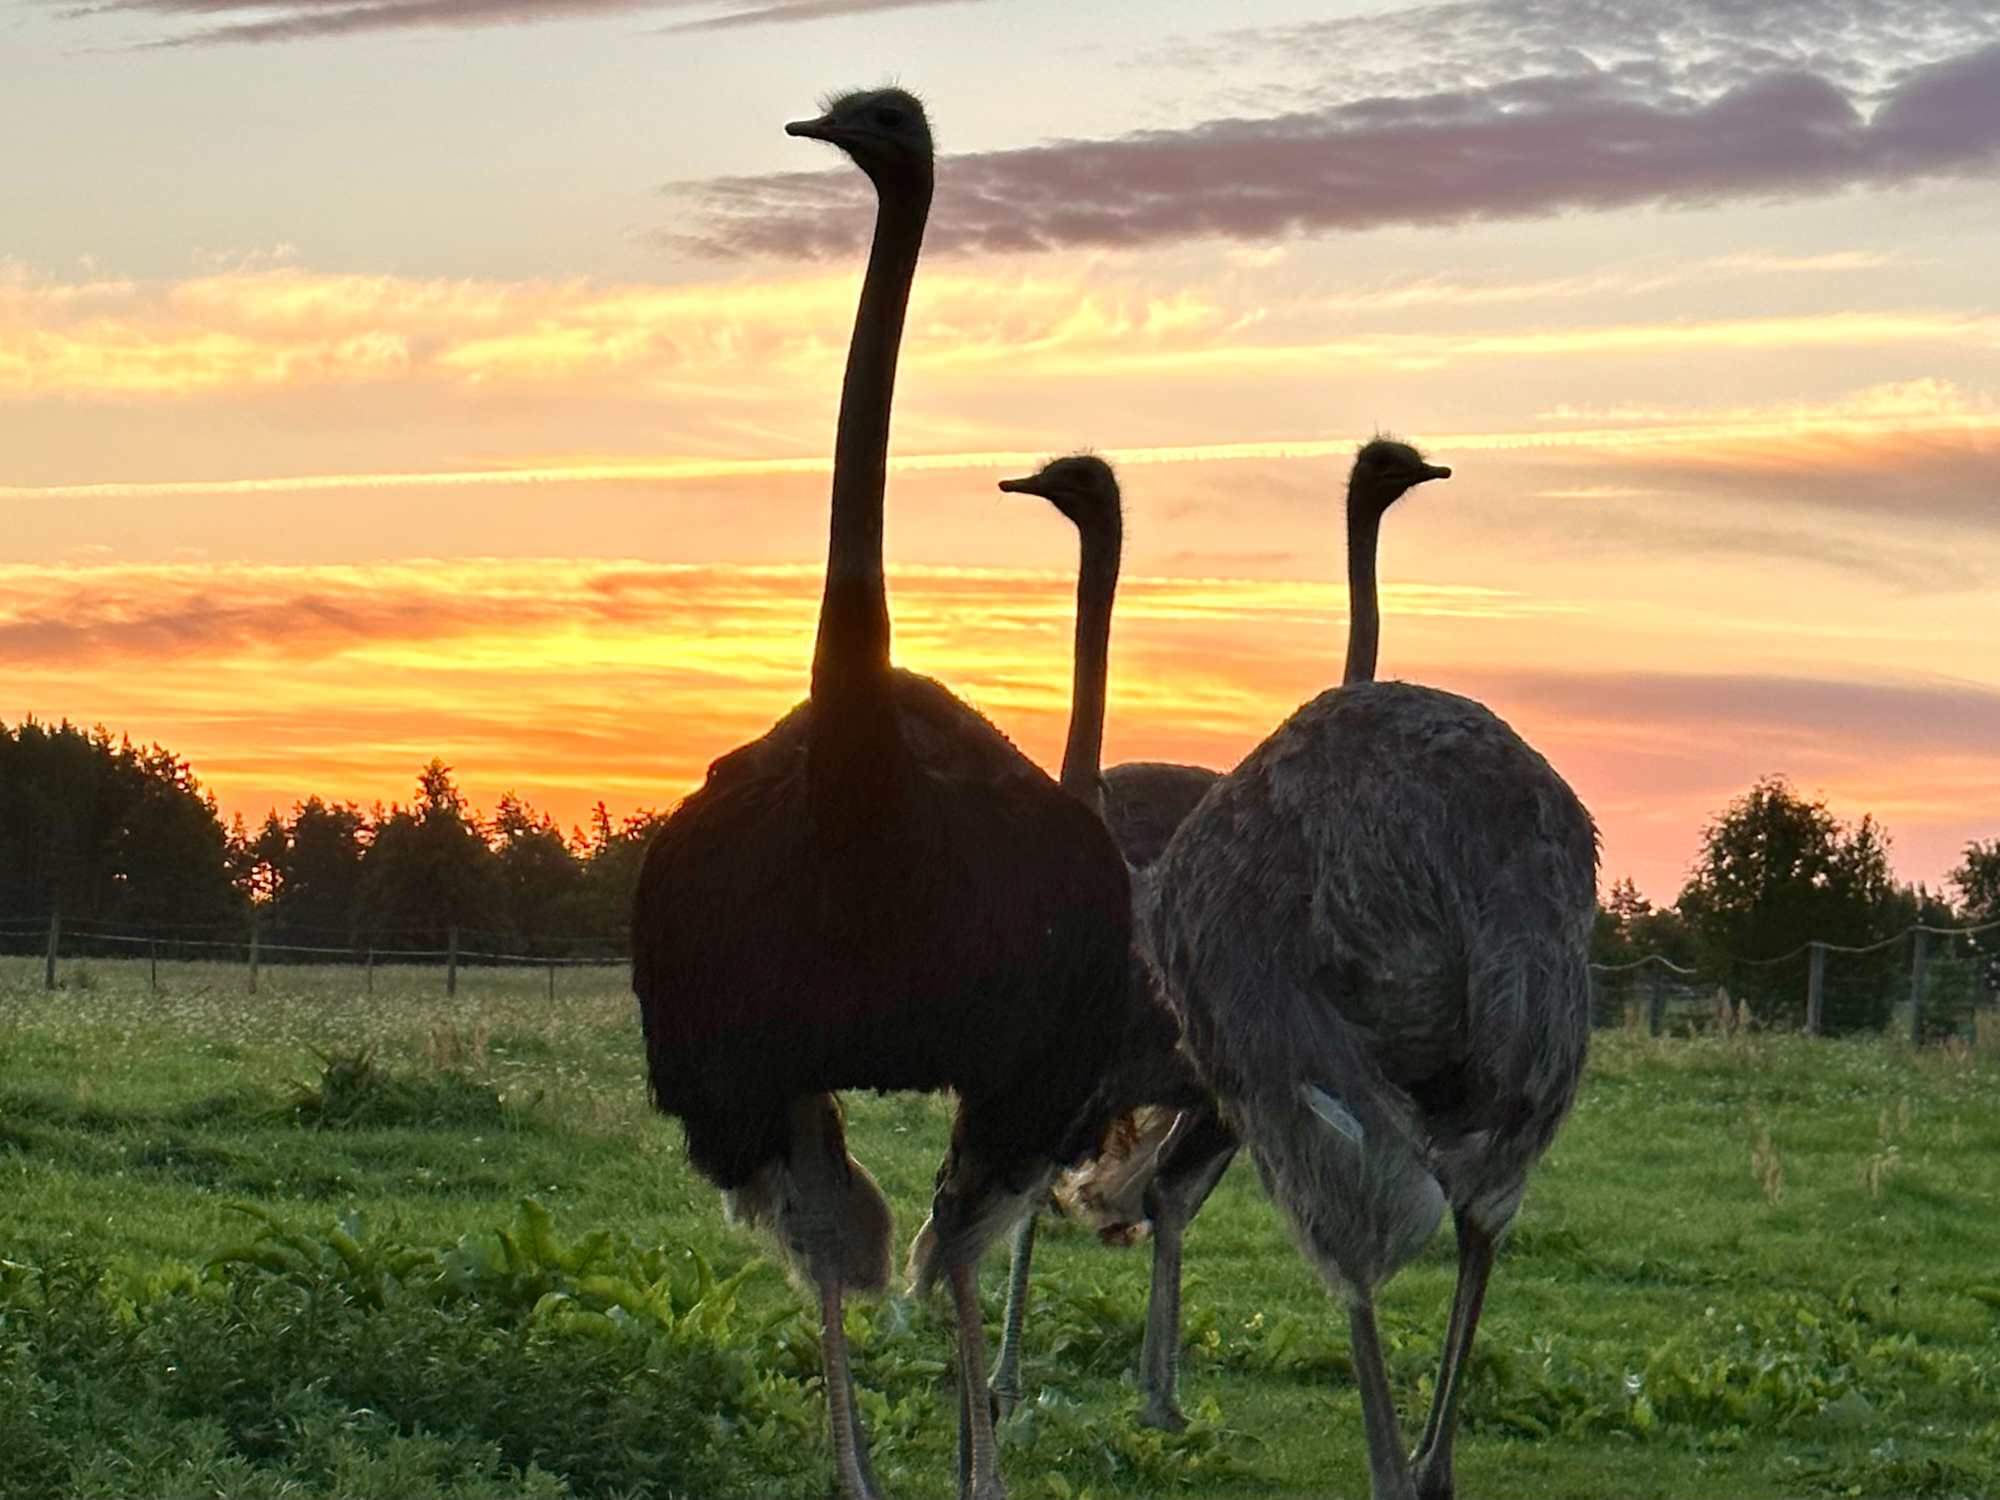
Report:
4,0,1996,904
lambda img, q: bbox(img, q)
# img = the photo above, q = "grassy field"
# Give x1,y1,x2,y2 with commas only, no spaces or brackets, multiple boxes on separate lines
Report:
3,955,1998,1499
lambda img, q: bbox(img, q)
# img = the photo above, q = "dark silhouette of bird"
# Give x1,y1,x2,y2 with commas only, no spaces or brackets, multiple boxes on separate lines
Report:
1102,763,1223,872
632,92,1131,1500
985,455,1238,1431
1145,438,1597,1500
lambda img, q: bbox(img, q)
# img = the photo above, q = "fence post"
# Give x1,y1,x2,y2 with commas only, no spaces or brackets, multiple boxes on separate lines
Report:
446,925,459,998
1646,959,1665,1036
44,911,59,991
547,959,556,1002
1909,928,1929,1044
365,946,375,996
149,938,159,997
1806,941,1826,1036
247,913,260,996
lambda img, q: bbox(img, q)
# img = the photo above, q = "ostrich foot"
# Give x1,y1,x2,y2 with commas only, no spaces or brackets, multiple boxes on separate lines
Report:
1406,1213,1493,1500
1136,1395,1188,1432
1410,1449,1454,1500
989,1211,1034,1425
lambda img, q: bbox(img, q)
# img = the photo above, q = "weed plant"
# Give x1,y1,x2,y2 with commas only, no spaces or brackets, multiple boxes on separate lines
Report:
3,957,1999,1497
288,1047,507,1131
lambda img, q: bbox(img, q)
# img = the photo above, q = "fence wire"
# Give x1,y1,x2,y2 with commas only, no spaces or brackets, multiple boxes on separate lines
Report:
1587,923,1999,1040
8,913,1999,1037
0,915,623,968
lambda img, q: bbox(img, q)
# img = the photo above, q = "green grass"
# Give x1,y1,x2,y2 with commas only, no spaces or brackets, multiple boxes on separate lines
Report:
3,955,1998,1498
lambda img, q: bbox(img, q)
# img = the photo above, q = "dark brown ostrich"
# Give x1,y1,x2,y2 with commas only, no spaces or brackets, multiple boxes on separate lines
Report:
986,455,1239,1431
631,92,1131,1500
1147,439,1597,1500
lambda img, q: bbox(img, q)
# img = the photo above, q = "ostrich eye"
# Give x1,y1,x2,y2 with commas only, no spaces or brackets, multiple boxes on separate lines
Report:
875,107,905,128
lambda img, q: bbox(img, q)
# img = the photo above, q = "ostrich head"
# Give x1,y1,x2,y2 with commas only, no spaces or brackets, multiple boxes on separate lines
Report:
787,87,934,186
1349,437,1450,519
997,453,1122,534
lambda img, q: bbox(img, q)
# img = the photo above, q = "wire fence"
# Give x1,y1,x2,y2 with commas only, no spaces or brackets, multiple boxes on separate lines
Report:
1587,922,2000,1043
6,911,1999,1042
0,913,625,1001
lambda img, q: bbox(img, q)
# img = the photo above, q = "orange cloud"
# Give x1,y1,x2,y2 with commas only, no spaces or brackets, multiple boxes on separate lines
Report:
1296,251,1896,315
5,260,1990,407
0,557,1556,835
1516,391,2000,533
5,378,1990,504
0,263,1226,403
2,558,1992,906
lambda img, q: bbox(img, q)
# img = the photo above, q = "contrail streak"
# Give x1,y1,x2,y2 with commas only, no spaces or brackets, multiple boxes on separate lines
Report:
3,411,1991,502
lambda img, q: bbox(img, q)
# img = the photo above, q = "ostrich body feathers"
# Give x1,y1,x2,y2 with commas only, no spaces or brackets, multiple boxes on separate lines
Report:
1147,679,1597,1293
636,667,1133,1193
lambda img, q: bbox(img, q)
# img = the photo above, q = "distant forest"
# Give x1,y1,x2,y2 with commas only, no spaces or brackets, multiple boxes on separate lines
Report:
0,719,663,952
2,718,1996,974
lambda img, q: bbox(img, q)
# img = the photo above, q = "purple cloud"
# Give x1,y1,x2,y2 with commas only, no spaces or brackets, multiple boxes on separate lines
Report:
1190,0,2000,118
674,43,2000,258
94,0,992,45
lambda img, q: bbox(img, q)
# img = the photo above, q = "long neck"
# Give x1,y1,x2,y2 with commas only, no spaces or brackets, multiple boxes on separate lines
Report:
807,163,932,805
1342,496,1382,686
1059,512,1120,816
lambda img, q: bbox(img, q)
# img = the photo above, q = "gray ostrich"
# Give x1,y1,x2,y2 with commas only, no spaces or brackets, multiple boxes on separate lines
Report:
987,455,1239,1431
1145,439,1598,1500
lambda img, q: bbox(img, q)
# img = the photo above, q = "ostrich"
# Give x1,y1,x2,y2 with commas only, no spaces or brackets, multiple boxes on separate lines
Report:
1103,763,1226,871
632,92,1132,1500
985,455,1239,1432
1145,438,1598,1500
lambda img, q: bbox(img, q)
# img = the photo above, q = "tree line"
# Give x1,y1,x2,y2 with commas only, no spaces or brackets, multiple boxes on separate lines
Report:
0,720,663,953
1591,772,1997,959
3,718,1996,971
1592,773,1999,1028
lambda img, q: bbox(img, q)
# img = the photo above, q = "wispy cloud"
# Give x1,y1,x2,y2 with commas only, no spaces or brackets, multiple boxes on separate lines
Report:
1497,379,2000,549
0,557,1537,665
0,265,848,399
3,557,1990,895
987,312,2000,384
1483,666,2000,774
1567,427,2000,538
1297,251,1895,316
89,0,994,46
0,261,1229,402
6,378,1992,504
0,558,1536,815
1187,0,2000,113
5,261,1987,405
662,0,988,30
679,43,2000,257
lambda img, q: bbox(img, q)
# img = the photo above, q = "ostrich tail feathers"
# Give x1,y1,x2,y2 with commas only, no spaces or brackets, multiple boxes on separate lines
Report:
1052,1105,1186,1246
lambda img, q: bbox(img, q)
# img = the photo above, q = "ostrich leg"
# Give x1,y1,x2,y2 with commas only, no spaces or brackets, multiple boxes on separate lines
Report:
950,1259,1005,1499
990,1213,1036,1419
1135,1201,1192,1431
1136,1109,1237,1430
819,1278,884,1500
1409,1215,1497,1500
1348,1296,1418,1500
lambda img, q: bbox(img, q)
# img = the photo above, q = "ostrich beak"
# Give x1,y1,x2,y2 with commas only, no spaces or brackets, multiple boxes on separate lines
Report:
1420,463,1452,482
996,475,1043,496
785,114,836,140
